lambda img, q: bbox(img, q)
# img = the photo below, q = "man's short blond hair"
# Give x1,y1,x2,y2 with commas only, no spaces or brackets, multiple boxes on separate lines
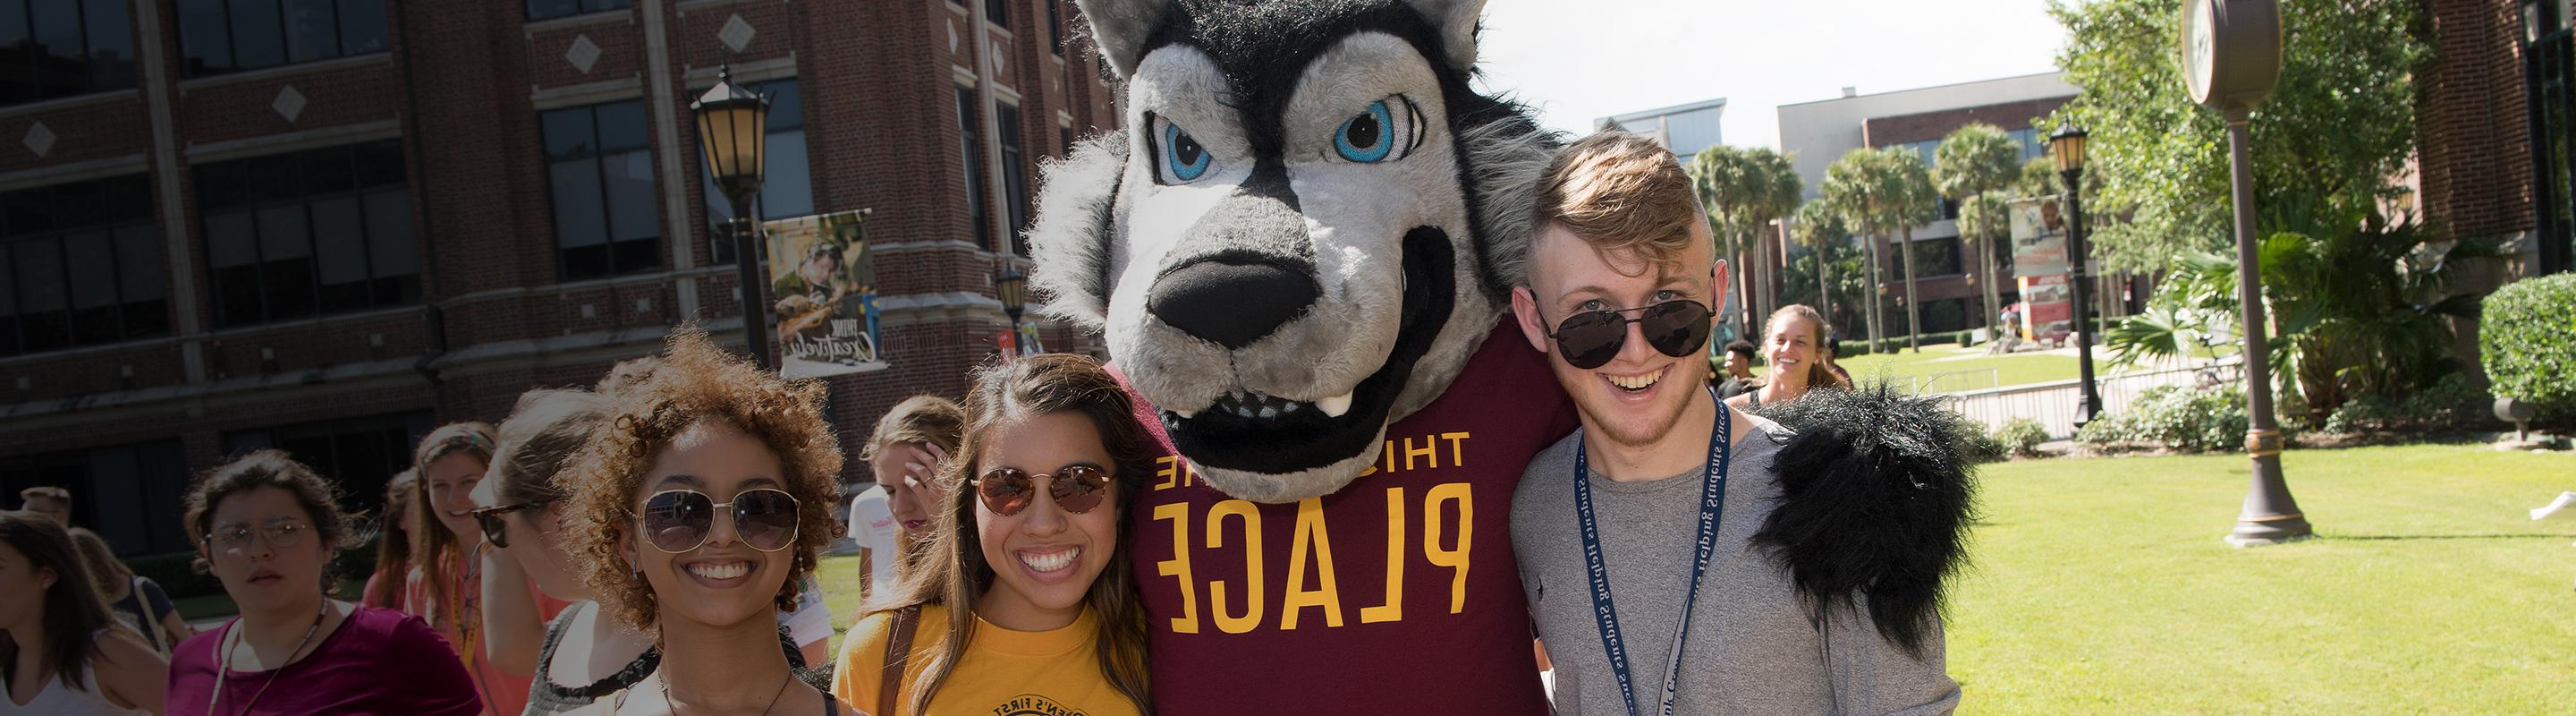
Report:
1530,131,1705,275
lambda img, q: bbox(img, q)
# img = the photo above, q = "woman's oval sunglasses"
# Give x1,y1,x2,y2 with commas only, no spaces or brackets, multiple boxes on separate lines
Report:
635,488,801,553
972,465,1114,516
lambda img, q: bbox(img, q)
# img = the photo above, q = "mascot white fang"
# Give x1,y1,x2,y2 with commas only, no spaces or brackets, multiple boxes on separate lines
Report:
1029,1,1974,712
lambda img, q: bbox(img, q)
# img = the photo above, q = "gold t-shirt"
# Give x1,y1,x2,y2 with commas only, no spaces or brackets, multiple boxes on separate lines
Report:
832,603,1143,716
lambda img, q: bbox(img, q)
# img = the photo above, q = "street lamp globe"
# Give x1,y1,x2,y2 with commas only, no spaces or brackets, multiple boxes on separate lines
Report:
693,66,770,207
996,268,1028,323
2049,120,2089,175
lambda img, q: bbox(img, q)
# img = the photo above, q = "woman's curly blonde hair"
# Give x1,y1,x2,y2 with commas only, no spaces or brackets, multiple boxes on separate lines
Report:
561,326,846,632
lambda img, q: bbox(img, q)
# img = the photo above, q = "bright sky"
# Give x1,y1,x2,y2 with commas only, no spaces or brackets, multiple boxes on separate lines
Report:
1470,0,2072,149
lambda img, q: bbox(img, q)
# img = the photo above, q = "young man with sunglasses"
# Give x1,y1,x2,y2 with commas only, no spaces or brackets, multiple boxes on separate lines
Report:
1508,132,1961,715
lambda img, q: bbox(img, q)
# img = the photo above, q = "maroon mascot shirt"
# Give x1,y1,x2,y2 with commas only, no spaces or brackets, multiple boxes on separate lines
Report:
1119,320,1579,714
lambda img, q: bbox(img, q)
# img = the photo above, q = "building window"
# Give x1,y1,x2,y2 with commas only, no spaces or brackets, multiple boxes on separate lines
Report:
0,175,165,356
1047,0,1063,55
225,411,433,519
959,87,991,250
703,79,813,265
986,0,1010,28
2008,127,2045,162
174,0,390,79
1,441,191,555
1060,127,1072,157
1910,235,1962,277
544,100,662,280
526,0,631,22
0,0,136,107
997,100,1030,256
199,141,415,328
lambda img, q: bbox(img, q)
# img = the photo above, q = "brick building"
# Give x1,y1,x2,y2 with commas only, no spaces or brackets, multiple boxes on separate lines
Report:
0,0,1118,556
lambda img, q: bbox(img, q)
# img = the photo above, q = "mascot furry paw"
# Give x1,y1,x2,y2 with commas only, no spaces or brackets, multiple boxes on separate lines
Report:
1026,1,1971,712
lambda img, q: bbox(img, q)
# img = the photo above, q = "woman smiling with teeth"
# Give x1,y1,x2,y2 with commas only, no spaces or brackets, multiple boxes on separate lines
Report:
832,354,1154,716
558,328,853,716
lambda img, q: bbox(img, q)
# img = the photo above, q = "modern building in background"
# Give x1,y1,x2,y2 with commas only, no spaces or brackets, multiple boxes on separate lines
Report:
0,0,1118,556
1598,98,1725,159
1775,72,2077,339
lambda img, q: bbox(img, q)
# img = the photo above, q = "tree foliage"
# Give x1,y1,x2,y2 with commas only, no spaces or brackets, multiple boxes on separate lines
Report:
2046,0,2428,273
1821,147,1939,352
1936,124,2026,333
1687,146,1804,330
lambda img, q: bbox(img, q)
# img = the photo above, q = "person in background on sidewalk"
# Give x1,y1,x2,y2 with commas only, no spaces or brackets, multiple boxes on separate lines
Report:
1509,132,1961,714
405,422,530,716
19,486,71,526
558,328,853,716
1713,339,1761,400
832,354,1153,716
1731,304,1852,412
361,469,420,611
849,395,966,602
66,527,195,654
0,512,165,716
165,451,482,716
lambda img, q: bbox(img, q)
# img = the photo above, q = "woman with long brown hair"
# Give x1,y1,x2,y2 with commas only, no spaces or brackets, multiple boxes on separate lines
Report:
1729,303,1852,411
65,526,194,654
830,354,1154,716
403,422,528,716
360,468,419,610
0,512,164,715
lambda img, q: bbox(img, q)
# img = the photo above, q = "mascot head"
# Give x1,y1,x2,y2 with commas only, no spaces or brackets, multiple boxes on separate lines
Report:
1030,0,1555,502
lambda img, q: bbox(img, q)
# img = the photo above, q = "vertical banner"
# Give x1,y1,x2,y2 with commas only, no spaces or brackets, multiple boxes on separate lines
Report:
766,209,890,379
2008,197,2075,344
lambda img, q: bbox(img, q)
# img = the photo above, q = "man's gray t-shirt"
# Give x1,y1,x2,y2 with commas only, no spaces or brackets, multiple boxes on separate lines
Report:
1512,413,1962,715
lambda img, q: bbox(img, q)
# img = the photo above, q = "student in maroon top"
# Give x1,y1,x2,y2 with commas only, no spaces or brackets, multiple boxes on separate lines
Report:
165,450,482,716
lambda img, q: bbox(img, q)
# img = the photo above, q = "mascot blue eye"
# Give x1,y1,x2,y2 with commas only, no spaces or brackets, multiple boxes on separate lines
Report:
1162,122,1211,183
1333,97,1423,164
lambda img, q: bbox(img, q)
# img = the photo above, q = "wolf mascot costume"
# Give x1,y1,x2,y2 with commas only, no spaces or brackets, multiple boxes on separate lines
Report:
1028,1,1974,712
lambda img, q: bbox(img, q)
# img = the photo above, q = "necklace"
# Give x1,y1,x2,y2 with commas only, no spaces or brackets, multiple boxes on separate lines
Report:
659,668,793,715
207,596,328,716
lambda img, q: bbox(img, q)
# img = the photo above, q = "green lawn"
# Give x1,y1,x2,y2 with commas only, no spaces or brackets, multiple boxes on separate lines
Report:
1953,445,2575,713
1755,342,2084,392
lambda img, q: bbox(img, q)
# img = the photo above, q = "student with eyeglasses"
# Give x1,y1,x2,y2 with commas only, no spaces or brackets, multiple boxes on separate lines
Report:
165,450,482,715
555,328,853,716
831,354,1154,716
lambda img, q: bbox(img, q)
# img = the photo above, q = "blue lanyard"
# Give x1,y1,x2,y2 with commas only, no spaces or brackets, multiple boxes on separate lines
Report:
1572,388,1731,716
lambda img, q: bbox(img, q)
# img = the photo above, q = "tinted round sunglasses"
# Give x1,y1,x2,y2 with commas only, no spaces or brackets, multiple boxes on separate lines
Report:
1545,299,1715,370
972,465,1114,516
634,488,801,553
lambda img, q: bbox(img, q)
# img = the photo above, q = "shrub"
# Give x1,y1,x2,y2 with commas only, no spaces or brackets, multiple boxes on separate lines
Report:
1994,418,2050,458
2481,273,2576,425
1953,418,2007,464
1836,340,1873,358
2076,385,2249,454
2322,372,2493,435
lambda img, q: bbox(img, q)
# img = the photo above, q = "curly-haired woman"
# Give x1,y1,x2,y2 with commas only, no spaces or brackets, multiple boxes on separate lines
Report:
165,450,481,715
830,354,1155,716
558,328,854,716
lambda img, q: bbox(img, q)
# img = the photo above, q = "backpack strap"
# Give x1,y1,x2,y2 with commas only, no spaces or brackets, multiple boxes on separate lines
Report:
879,605,921,716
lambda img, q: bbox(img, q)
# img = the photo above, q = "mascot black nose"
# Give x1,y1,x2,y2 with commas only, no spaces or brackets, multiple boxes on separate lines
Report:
1148,259,1318,349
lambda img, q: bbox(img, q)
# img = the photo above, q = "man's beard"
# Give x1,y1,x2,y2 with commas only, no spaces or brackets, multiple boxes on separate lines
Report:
1569,357,1712,452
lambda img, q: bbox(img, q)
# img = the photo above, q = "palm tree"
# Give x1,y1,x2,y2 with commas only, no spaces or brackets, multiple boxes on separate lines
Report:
1822,147,1937,353
1880,149,1939,353
1932,124,2024,337
1687,146,1804,335
1790,200,1852,328
1821,149,1891,354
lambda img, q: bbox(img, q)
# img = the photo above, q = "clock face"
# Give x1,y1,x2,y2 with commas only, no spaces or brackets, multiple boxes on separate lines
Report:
2182,0,2216,103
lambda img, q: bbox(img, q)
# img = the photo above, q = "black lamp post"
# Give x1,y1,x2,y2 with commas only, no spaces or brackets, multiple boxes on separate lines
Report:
693,64,774,369
2050,120,2103,427
996,268,1027,358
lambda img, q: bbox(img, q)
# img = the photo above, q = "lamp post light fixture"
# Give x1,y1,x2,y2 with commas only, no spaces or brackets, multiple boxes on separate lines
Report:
2180,0,2310,546
996,267,1028,358
2049,119,2103,428
693,64,775,370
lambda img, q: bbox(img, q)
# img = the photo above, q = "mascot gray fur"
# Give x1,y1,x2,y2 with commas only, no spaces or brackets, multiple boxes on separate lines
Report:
1028,0,1974,711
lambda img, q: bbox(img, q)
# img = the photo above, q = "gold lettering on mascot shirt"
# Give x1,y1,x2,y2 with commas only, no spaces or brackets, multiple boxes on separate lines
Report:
1149,432,1479,633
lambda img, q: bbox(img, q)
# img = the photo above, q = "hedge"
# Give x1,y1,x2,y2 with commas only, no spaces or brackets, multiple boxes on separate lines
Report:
2482,273,2576,425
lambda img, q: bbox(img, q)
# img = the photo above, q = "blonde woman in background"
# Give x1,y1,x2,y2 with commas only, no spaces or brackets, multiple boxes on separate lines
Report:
405,422,531,716
65,527,193,654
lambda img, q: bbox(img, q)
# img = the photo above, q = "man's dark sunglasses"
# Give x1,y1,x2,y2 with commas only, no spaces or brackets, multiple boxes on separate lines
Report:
1547,300,1715,370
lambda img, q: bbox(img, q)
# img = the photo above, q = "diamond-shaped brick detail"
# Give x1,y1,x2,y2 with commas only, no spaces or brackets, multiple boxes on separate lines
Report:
948,20,960,54
22,122,55,158
718,14,756,53
564,34,601,74
272,85,307,123
992,40,1007,73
